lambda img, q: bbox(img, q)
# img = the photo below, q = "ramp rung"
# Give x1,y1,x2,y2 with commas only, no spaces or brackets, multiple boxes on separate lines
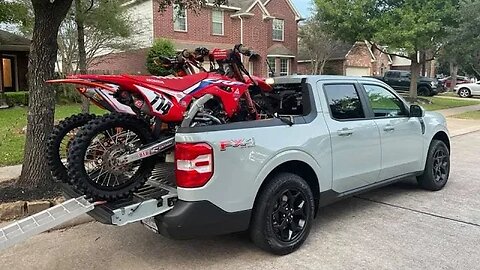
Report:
0,196,94,251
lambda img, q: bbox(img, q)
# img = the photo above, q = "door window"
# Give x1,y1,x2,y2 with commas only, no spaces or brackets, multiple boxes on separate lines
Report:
324,84,365,120
363,84,408,118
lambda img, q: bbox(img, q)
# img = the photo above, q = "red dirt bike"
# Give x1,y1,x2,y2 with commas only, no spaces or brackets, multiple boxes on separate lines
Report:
45,50,208,184
50,44,273,200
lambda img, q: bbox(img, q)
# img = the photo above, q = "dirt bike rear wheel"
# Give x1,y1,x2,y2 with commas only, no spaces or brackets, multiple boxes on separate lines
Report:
68,113,155,201
47,113,97,183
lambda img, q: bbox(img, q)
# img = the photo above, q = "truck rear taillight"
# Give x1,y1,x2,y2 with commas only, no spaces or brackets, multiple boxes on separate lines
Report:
175,143,214,188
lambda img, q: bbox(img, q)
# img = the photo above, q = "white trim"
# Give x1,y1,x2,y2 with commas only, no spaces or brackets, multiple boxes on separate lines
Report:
230,12,254,18
212,9,224,36
364,40,376,60
205,3,241,11
173,4,188,32
245,0,271,17
239,16,244,44
264,0,304,21
272,18,285,41
298,60,313,63
267,54,295,58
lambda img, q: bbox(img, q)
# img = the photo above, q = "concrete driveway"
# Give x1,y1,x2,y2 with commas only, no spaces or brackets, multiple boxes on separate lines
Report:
1,132,480,270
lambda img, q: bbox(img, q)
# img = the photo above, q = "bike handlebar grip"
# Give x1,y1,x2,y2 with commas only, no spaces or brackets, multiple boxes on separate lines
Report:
236,44,253,56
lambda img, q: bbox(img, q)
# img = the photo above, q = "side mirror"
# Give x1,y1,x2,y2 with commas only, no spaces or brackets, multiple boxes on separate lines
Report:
410,104,424,117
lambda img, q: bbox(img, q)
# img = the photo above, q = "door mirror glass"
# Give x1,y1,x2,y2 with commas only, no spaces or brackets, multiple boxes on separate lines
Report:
410,104,424,117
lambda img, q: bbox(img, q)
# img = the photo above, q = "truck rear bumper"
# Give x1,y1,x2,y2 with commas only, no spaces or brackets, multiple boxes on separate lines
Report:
155,200,251,239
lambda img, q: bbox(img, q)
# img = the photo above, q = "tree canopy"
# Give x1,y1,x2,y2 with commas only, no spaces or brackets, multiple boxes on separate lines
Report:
315,0,459,58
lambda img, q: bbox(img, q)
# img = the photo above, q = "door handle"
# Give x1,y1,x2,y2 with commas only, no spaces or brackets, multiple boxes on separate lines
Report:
337,128,354,136
384,125,395,132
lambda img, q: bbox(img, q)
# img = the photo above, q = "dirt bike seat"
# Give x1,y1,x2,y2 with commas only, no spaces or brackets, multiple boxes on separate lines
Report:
125,73,209,91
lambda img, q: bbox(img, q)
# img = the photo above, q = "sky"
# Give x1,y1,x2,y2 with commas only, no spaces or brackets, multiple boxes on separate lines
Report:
292,0,314,18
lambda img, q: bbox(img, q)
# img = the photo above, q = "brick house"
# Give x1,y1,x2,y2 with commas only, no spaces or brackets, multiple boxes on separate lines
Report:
90,0,303,77
297,41,392,77
0,30,29,92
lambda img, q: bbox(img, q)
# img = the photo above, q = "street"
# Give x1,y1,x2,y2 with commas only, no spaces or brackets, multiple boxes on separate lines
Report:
1,132,480,270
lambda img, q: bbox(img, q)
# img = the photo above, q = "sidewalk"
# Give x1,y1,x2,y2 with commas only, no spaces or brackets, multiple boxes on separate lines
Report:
0,164,21,183
436,104,480,117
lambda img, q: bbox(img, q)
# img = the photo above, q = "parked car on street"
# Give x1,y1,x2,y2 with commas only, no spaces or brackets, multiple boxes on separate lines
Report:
371,70,440,96
439,76,470,89
454,82,480,98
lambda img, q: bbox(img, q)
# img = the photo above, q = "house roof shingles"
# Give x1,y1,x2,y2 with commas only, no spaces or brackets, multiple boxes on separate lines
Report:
0,30,30,51
298,42,353,62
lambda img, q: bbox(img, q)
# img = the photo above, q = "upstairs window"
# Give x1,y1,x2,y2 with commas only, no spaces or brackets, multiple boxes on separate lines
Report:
280,58,289,76
173,4,187,32
272,18,284,41
212,10,224,35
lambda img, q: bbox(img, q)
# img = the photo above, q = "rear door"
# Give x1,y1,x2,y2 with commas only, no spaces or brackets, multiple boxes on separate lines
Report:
384,71,401,90
320,82,381,193
361,83,424,180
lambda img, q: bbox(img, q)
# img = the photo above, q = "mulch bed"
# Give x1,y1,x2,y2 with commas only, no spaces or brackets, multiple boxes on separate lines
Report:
0,179,62,204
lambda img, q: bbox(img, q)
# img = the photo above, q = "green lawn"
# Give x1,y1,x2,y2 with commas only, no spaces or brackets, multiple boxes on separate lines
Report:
451,110,480,120
418,96,480,111
0,104,105,166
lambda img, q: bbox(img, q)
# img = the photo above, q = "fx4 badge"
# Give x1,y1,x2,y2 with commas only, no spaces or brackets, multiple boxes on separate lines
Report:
219,138,255,151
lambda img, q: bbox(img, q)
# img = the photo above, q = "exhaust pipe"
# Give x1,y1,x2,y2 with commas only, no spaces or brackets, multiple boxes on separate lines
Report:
181,94,214,127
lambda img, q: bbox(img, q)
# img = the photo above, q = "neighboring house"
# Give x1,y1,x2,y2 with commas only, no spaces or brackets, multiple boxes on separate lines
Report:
90,0,303,77
390,55,436,78
0,30,29,92
297,41,392,77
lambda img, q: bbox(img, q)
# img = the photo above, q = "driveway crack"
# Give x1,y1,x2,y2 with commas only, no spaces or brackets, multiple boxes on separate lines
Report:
354,196,480,228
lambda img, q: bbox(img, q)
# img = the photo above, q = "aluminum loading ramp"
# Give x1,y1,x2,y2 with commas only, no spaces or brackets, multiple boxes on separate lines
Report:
0,196,95,251
0,163,178,252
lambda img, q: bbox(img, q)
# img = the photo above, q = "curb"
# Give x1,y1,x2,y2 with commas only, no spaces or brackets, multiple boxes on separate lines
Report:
0,197,95,231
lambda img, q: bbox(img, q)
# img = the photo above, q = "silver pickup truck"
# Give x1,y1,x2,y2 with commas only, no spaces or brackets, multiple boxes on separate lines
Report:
64,75,451,255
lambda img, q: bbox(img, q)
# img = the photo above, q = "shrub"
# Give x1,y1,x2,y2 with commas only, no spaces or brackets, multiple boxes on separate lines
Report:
5,91,29,106
146,38,176,76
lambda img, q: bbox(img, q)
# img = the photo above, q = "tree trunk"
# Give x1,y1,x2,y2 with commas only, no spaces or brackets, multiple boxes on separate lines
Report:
449,61,459,92
319,60,327,75
75,0,90,113
18,0,73,188
409,59,421,100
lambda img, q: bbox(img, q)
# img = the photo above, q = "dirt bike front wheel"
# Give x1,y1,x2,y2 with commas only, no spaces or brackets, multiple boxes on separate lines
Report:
67,113,155,201
47,113,97,183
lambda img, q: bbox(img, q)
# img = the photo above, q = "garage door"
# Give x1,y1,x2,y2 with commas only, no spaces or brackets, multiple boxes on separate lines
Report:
345,67,370,76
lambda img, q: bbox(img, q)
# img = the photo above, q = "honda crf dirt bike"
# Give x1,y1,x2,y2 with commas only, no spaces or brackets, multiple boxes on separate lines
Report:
46,50,208,184
51,44,273,200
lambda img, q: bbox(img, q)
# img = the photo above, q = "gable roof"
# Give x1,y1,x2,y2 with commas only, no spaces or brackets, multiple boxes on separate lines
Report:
0,30,30,51
263,0,303,21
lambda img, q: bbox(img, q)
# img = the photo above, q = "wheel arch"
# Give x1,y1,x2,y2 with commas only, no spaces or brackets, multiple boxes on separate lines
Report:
432,131,450,153
253,156,321,216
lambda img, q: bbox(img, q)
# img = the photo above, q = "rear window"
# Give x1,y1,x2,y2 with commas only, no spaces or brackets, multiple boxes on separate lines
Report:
323,84,365,120
262,83,307,116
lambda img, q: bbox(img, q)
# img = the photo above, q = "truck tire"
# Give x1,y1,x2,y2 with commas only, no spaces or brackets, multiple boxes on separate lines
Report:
68,113,155,200
47,113,97,183
417,140,450,191
250,172,315,255
418,86,431,96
